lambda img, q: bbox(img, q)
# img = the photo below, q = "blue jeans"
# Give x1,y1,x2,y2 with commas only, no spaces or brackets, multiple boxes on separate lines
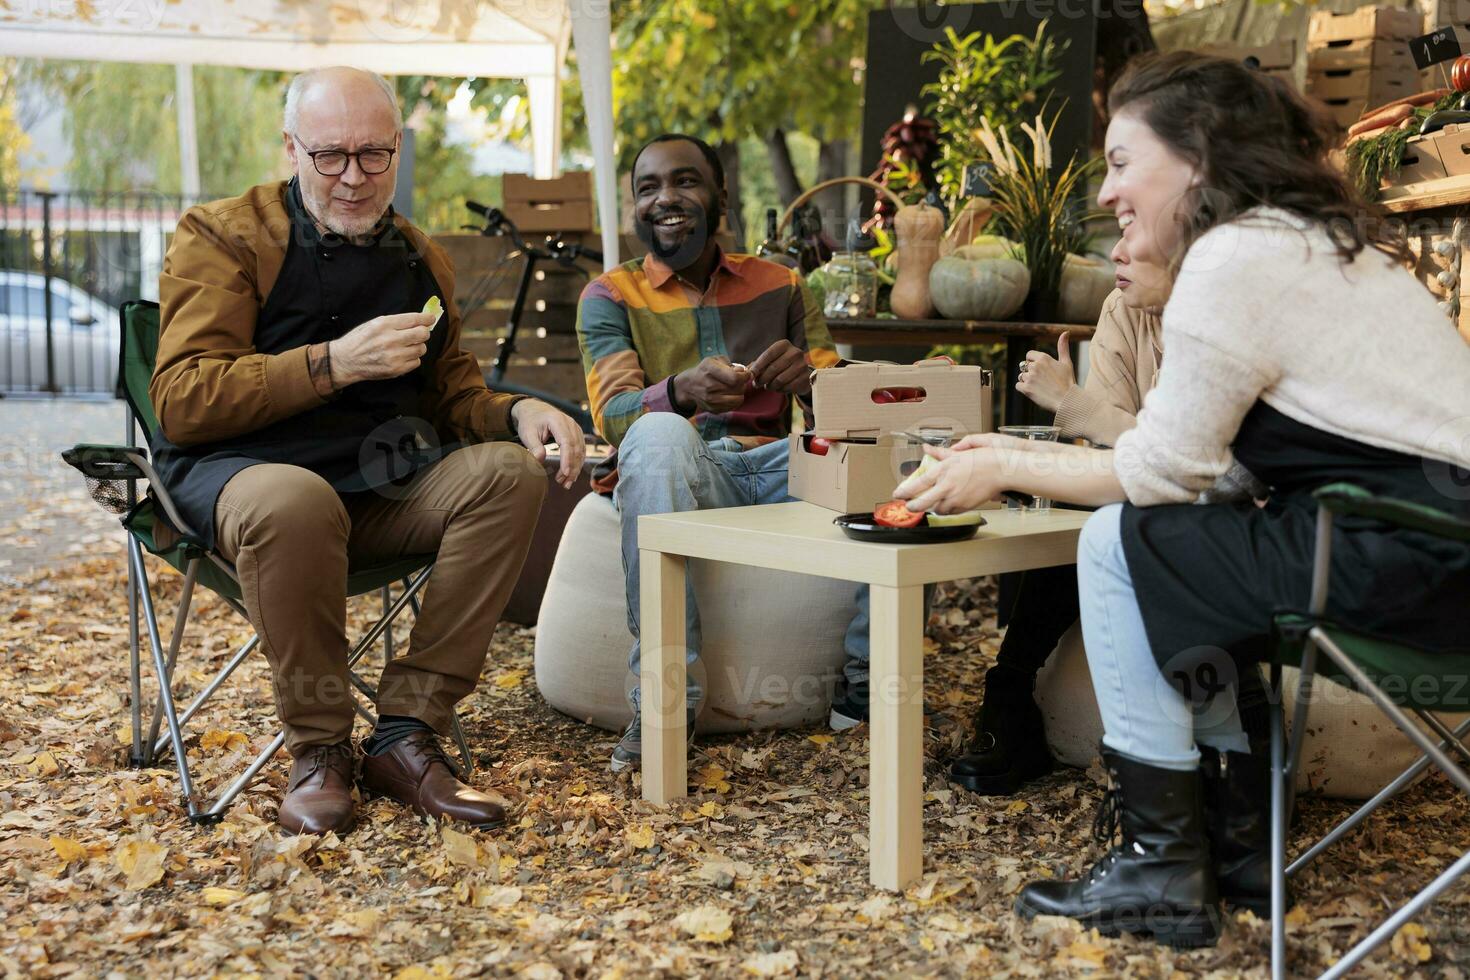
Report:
614,413,872,709
1078,504,1250,771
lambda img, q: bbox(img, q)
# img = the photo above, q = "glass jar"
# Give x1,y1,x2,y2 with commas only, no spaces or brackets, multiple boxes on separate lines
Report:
820,250,879,319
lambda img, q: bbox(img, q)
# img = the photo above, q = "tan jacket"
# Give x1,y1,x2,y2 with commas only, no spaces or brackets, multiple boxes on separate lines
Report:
1052,289,1162,448
151,180,518,448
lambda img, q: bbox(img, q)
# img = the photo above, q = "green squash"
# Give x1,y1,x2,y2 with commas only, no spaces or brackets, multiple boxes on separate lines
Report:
928,255,1031,321
1057,254,1116,325
959,234,1022,262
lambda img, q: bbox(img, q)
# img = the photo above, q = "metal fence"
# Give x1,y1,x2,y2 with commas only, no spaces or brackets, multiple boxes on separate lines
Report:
0,189,213,396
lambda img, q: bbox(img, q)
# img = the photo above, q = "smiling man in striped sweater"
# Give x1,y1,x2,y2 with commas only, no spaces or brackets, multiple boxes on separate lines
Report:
575,134,873,772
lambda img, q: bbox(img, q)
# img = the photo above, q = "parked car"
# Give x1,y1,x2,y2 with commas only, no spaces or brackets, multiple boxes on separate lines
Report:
0,270,120,393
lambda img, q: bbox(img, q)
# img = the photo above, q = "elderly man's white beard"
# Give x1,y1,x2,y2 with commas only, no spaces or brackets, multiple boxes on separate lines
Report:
301,179,393,239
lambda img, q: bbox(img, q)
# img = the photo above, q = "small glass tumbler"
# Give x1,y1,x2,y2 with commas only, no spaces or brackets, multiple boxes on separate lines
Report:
890,428,954,486
996,424,1061,512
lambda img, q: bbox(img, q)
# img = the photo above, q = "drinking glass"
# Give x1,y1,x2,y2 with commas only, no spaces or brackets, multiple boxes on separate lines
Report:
996,424,1061,513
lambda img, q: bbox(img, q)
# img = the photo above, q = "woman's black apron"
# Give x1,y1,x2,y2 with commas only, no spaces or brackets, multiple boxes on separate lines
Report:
1121,400,1470,687
150,179,451,551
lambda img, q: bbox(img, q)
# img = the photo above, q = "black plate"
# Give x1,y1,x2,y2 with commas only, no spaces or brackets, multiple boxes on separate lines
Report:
833,512,984,544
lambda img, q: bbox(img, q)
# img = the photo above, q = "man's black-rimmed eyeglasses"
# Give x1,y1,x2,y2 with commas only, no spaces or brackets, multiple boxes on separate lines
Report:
293,135,397,177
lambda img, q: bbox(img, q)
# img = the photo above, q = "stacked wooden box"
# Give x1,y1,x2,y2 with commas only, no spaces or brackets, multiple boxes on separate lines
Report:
1307,6,1425,129
1200,40,1299,89
502,172,596,234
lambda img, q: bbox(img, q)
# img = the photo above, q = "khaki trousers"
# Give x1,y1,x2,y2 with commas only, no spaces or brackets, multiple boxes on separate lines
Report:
215,442,547,756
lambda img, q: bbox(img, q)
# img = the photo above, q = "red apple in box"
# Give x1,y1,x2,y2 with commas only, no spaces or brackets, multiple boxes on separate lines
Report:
804,435,833,456
870,387,926,404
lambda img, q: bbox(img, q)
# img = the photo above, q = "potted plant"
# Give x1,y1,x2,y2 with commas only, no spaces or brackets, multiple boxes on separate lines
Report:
973,114,1103,321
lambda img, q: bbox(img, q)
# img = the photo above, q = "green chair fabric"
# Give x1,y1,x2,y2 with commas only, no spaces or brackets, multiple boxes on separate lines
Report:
1273,613,1470,713
1271,481,1470,711
1315,481,1470,543
120,300,162,439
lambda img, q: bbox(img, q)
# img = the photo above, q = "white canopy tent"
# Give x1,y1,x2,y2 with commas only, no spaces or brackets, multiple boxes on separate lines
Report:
0,0,620,266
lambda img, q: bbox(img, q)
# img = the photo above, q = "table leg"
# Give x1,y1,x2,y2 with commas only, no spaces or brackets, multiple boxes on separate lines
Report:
868,583,925,890
640,548,687,805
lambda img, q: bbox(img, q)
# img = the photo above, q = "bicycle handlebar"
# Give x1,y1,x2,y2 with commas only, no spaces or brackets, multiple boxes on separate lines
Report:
465,199,603,267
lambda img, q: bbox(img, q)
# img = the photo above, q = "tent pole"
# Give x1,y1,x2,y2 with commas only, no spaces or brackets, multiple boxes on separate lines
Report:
175,63,201,198
570,0,620,269
527,75,562,179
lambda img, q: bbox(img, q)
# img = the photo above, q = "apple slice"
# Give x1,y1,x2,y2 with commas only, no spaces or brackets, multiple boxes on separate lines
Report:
926,509,984,527
422,295,443,330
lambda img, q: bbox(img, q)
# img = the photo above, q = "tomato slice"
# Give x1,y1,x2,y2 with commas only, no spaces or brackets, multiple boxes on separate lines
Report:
873,499,925,528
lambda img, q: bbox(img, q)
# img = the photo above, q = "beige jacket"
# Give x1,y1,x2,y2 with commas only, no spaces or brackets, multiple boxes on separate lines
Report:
1052,289,1162,448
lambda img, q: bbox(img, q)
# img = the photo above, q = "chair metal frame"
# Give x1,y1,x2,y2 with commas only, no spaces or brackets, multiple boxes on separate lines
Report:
89,300,473,825
1269,492,1470,979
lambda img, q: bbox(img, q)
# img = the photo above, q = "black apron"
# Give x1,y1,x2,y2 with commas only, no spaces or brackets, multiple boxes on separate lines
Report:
1122,401,1470,690
150,179,452,550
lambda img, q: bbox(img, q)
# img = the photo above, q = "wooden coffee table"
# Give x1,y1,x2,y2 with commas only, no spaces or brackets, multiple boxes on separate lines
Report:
637,500,1089,890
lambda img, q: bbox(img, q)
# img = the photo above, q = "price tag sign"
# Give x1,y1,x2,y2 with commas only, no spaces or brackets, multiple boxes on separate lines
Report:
1411,26,1462,70
962,163,993,198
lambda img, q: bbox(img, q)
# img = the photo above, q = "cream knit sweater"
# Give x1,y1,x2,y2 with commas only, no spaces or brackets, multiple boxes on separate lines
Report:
1113,208,1470,506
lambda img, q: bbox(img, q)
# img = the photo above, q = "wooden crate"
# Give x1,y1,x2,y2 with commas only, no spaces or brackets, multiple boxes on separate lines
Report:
503,172,596,233
1307,66,1421,101
1321,97,1370,128
1201,39,1296,70
1308,6,1422,44
460,331,582,365
493,359,591,406
1308,37,1413,71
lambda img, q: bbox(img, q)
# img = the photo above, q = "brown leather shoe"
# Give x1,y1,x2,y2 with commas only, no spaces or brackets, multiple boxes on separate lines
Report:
278,741,357,835
359,731,505,828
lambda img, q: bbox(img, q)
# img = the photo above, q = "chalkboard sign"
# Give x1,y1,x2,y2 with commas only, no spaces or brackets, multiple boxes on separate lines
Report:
1411,27,1462,70
963,163,994,198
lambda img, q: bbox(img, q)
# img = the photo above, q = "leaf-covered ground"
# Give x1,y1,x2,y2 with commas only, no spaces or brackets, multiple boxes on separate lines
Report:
4,553,1470,979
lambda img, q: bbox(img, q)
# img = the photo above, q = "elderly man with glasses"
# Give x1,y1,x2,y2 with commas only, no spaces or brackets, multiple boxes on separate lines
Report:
148,66,584,836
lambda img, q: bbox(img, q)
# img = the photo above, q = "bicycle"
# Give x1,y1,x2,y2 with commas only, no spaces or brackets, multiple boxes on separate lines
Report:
460,200,603,436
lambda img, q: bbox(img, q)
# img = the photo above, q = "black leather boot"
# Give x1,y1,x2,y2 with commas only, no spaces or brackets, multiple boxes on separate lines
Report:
949,664,1054,795
1016,748,1222,948
1200,746,1279,916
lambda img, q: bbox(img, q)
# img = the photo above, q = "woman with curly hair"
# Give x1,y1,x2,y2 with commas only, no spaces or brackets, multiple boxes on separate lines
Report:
897,51,1470,947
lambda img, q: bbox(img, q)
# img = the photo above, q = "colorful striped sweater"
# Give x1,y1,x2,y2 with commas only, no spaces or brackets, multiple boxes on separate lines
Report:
575,250,839,460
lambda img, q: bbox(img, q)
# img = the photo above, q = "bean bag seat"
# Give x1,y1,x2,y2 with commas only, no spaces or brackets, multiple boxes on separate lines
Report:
1033,624,1468,800
534,493,858,734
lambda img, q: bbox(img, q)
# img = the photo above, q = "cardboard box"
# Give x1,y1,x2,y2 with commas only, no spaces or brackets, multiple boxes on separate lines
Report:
1393,133,1450,184
1309,7,1422,44
808,361,992,440
787,433,925,514
1308,37,1413,71
1201,40,1297,70
788,361,993,512
1307,66,1421,101
1434,123,1470,176
502,172,596,233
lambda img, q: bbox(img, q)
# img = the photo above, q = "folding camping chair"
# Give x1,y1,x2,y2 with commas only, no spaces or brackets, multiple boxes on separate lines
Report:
62,299,474,825
1268,482,1470,979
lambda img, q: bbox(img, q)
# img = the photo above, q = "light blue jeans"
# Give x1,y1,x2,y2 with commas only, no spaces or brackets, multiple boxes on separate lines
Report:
614,412,873,709
1078,504,1250,771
